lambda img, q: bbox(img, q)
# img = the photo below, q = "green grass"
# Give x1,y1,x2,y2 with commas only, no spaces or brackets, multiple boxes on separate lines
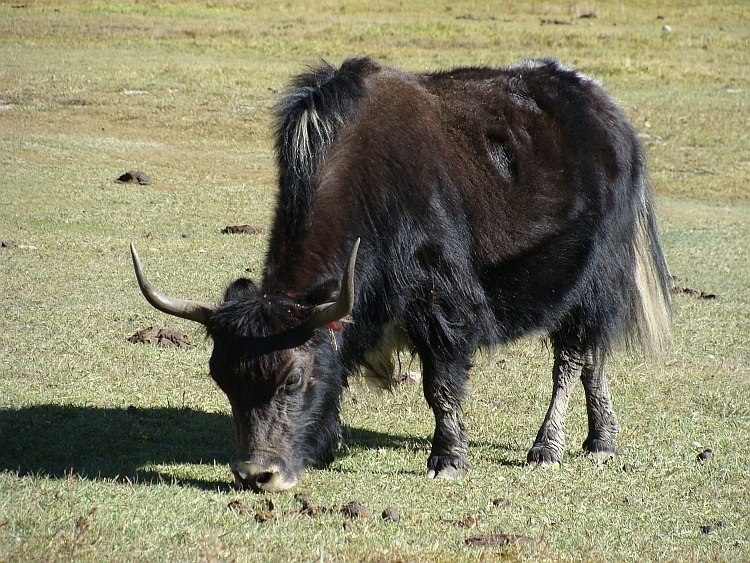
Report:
1,1,749,561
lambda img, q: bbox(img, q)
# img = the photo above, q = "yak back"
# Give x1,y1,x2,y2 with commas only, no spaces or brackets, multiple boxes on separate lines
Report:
262,57,657,357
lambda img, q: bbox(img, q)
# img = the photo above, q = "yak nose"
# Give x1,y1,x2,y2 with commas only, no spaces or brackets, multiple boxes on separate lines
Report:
230,457,298,493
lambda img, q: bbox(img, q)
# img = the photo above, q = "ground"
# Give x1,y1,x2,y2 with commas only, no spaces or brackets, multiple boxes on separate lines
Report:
1,1,748,561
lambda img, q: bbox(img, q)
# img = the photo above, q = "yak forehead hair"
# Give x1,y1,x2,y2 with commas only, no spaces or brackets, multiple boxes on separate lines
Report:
205,281,314,384
206,278,309,340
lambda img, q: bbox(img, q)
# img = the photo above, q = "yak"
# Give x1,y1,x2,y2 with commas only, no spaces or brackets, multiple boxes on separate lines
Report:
130,57,671,492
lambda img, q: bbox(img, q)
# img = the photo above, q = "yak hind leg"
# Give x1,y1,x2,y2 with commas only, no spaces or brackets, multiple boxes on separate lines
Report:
580,347,620,459
422,358,470,480
526,344,584,467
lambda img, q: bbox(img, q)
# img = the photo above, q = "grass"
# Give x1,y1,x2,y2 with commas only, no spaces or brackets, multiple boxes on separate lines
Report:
1,0,748,561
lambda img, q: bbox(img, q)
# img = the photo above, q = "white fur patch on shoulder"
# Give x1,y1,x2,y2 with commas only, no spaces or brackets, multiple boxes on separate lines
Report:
360,320,412,389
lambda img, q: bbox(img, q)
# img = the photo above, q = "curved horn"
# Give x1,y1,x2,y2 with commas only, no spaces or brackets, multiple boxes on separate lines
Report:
301,238,360,331
130,244,214,325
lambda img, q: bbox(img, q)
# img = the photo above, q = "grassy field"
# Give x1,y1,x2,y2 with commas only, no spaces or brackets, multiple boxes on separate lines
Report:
1,1,748,561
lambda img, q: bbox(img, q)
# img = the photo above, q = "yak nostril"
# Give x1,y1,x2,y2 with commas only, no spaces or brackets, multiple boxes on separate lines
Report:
254,471,275,486
230,458,298,492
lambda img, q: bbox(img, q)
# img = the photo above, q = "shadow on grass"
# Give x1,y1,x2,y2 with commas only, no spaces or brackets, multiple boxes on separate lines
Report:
342,424,525,469
1,405,519,487
0,404,236,490
342,425,431,452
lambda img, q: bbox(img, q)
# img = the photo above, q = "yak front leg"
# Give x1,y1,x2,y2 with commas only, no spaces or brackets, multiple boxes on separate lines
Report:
526,345,584,466
422,359,470,479
581,347,620,458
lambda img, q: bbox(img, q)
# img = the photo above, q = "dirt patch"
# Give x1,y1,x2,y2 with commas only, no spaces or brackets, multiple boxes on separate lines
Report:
128,327,193,349
115,170,151,185
221,225,265,235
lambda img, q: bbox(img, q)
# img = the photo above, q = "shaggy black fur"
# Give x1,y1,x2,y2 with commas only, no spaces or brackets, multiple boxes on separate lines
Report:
200,58,671,487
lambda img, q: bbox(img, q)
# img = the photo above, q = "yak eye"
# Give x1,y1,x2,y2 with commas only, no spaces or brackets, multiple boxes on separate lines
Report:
285,368,303,391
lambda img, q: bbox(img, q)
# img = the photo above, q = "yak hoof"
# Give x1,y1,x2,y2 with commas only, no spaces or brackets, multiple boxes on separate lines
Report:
427,456,468,480
526,445,562,468
427,466,467,480
582,437,618,459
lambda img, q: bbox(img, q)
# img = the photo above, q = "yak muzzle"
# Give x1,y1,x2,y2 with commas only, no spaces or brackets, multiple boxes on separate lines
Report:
230,457,299,493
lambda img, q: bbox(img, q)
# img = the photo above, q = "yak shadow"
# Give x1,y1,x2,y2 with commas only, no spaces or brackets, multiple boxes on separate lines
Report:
342,425,431,452
0,405,522,488
340,425,524,469
0,405,490,486
0,404,236,490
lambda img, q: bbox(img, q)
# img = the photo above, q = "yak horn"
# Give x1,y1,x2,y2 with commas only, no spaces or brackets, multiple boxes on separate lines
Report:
301,238,360,331
130,244,214,325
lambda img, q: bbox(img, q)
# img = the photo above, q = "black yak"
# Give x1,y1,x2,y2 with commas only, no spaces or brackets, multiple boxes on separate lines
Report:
131,58,671,491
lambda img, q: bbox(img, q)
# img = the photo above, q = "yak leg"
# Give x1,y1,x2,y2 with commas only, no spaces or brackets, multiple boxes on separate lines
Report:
526,345,584,466
422,358,470,479
580,347,620,458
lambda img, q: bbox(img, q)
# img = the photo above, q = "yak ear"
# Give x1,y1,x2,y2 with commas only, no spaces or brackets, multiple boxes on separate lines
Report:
223,278,259,302
303,279,340,307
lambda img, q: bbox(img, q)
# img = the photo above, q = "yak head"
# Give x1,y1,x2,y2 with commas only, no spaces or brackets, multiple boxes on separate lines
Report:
129,240,359,492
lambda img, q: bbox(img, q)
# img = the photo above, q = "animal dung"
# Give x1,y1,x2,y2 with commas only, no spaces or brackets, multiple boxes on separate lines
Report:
381,506,400,522
254,510,275,523
128,327,193,349
341,500,371,519
294,492,313,509
540,18,573,25
465,533,534,547
115,170,151,185
392,370,422,386
227,499,250,516
221,225,266,235
293,492,323,517
672,285,718,300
